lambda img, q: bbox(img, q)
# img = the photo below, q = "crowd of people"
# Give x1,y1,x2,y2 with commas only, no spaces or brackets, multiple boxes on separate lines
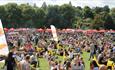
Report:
0,29,115,70
89,32,115,70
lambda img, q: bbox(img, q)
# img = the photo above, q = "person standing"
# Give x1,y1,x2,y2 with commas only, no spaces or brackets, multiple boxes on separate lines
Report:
4,52,16,70
89,43,95,60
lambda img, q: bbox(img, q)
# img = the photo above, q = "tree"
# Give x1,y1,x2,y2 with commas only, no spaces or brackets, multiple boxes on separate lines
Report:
92,7,103,14
0,5,7,27
92,14,104,29
33,8,45,28
0,6,6,19
0,3,114,29
83,6,94,19
92,12,114,29
4,3,22,28
110,8,115,24
45,5,62,28
75,6,83,18
101,12,114,29
103,5,110,13
19,4,35,28
42,2,47,11
60,4,76,28
69,1,72,6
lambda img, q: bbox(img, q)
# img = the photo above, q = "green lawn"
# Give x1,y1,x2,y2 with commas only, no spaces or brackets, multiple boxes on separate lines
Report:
39,58,50,70
0,61,4,70
82,52,90,70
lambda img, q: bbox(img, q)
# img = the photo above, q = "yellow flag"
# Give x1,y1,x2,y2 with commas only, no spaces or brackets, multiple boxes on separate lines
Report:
93,55,100,66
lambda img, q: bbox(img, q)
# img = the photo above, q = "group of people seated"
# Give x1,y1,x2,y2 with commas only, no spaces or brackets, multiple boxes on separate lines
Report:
0,29,115,70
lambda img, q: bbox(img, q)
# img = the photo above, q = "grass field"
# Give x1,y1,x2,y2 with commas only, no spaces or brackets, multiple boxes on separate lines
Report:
39,58,49,70
0,61,4,69
0,52,90,70
82,52,90,70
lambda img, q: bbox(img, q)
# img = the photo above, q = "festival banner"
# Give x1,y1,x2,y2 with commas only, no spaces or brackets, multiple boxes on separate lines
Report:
0,19,9,55
50,25,58,42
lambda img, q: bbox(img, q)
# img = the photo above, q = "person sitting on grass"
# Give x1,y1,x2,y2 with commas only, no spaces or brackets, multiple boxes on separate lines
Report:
18,55,31,70
30,52,38,70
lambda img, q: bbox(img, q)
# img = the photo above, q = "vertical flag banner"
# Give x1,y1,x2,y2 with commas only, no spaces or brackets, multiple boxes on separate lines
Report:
50,25,58,42
0,19,9,55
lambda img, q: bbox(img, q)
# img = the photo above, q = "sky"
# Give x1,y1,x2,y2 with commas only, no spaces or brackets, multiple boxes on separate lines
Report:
0,0,115,8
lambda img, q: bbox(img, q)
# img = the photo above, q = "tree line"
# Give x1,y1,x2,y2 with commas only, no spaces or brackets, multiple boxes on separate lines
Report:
0,2,115,29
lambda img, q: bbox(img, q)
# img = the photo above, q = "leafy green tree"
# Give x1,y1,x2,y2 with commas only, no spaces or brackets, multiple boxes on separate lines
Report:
75,6,83,18
0,6,5,20
103,5,110,13
0,5,7,27
0,3,114,29
110,8,115,24
45,5,62,28
83,6,94,19
92,7,103,14
42,2,47,12
33,8,45,28
69,1,72,6
101,12,114,29
92,14,104,29
60,4,75,28
92,12,114,29
19,4,35,28
4,3,22,28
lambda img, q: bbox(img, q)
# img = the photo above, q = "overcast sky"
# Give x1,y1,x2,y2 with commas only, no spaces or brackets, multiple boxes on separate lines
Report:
0,0,115,8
